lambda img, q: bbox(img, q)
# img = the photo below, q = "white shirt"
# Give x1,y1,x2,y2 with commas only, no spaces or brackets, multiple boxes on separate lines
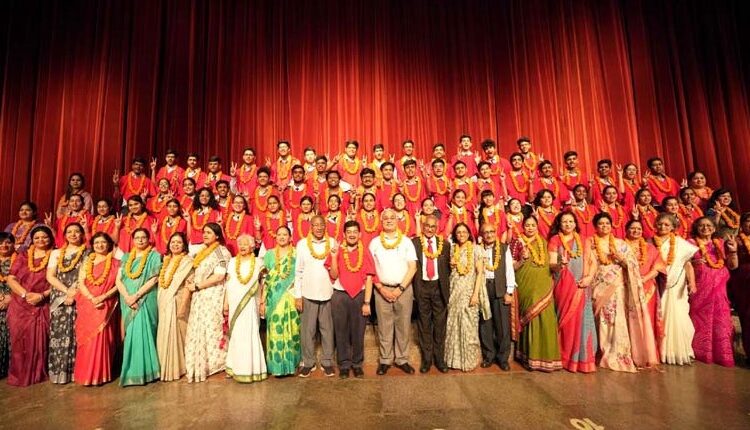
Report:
420,236,440,281
483,244,516,294
369,233,417,285
294,237,336,300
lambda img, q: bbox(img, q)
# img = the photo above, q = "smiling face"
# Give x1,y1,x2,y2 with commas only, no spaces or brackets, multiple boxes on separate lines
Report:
649,159,665,175
539,191,553,208
459,137,471,151
216,183,229,197
237,236,254,255
454,164,466,178
433,145,445,160
165,153,176,166
454,224,470,244
304,149,316,164
663,198,680,214
257,171,270,186
158,179,170,193
267,196,281,213
345,143,357,158
344,225,360,246
277,142,290,157
393,194,406,211
381,164,394,180
402,141,414,156
655,216,675,236
598,163,611,177
133,230,150,250
381,211,397,233
311,216,326,239
517,140,531,154
626,221,643,240
373,146,384,159
509,199,522,214
637,190,652,206
689,172,706,188
362,194,376,212
231,196,246,213
243,149,255,165
422,216,438,238
680,188,696,206
564,154,578,169
559,213,576,234
404,164,416,178
624,164,638,180
573,186,587,202
452,191,466,208
292,167,305,183
92,236,110,255
326,173,340,188
0,239,13,257
168,234,187,255
510,155,524,170
32,230,52,250
301,198,313,214
182,179,195,195
695,218,715,239
187,156,198,168
361,172,375,188
64,225,85,246
166,200,180,216
128,199,144,215
540,163,553,178
523,217,538,237
603,188,618,204
717,192,732,207
198,190,212,206
275,228,291,246
68,195,84,212
479,164,492,179
595,217,612,236
326,196,340,212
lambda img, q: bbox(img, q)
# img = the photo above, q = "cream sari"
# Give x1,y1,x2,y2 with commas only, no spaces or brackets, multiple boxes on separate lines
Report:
156,255,194,381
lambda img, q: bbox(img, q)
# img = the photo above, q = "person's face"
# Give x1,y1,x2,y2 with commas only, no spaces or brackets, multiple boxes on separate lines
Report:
257,172,270,186
327,197,340,212
301,199,313,213
595,218,612,236
664,199,679,214
166,201,179,216
393,195,406,210
315,159,327,172
523,218,538,236
655,217,675,235
453,192,466,207
278,143,290,157
422,218,438,238
199,190,211,205
696,219,715,238
202,227,217,245
479,164,491,179
292,168,305,182
484,146,496,157
574,187,587,201
518,141,531,153
32,231,51,250
216,183,229,197
718,192,732,206
19,204,35,221
382,165,394,180
133,231,150,250
275,228,290,246
509,200,521,214
91,237,109,255
540,192,553,207
625,165,637,179
405,164,416,178
421,199,436,215
232,196,246,213
560,214,576,234
680,189,696,205
637,191,652,206
361,173,375,187
165,154,176,166
183,180,195,195
304,150,316,164
128,200,144,215
69,175,83,189
459,137,471,150
604,188,618,204
433,146,445,159
268,197,280,213
208,161,220,173
311,217,326,238
345,143,357,157
650,160,664,174
511,155,523,170
362,195,376,211
454,164,466,177
627,222,643,240
344,226,360,245
455,225,470,243
403,142,414,156
373,147,384,159
382,212,397,232
238,238,254,255
565,155,578,169
187,157,198,168
327,174,340,187
432,163,445,176
132,162,144,174
741,217,750,235
481,226,497,244
158,180,170,193
482,193,495,206
243,150,255,165
598,163,611,177
0,239,13,257
69,196,84,211
168,235,186,255
540,164,553,177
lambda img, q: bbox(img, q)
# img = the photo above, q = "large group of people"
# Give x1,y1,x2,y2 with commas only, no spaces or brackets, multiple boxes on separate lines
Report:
1,135,748,387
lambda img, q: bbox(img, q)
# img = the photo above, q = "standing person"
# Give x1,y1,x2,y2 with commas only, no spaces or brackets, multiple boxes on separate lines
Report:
504,153,531,204
548,213,597,373
225,235,267,383
156,232,194,382
91,199,120,243
706,189,740,239
183,153,207,188
355,193,381,247
510,216,561,372
688,217,737,366
230,147,258,198
643,157,680,203
74,232,121,386
569,185,596,238
260,226,301,376
154,199,187,255
326,221,375,379
184,223,231,383
0,233,15,378
516,136,540,174
369,209,418,375
412,215,451,373
400,159,426,214
533,190,559,239
531,161,570,208
116,228,162,386
113,158,156,207
118,196,157,253
631,189,658,239
686,170,713,210
333,140,364,187
445,223,489,371
450,134,479,178
625,220,665,344
151,149,185,195
223,196,254,256
270,140,301,187
729,212,750,362
45,223,88,384
591,159,618,205
653,213,698,365
56,173,94,217
282,164,314,221
5,226,55,386
294,216,336,377
188,188,222,250
293,196,316,243
5,201,42,252
560,151,590,191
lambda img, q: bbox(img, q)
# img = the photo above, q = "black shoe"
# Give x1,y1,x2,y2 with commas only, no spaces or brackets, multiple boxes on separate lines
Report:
352,367,365,378
339,368,350,379
420,362,431,373
437,365,449,373
376,364,390,375
499,362,510,371
395,362,415,374
322,366,336,377
480,359,493,368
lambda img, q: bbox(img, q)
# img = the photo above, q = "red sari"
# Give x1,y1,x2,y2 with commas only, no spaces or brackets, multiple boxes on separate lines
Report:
7,252,50,386
74,257,121,385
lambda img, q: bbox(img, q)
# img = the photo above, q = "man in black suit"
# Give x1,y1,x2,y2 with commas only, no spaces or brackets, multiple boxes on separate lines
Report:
479,223,516,371
412,214,451,373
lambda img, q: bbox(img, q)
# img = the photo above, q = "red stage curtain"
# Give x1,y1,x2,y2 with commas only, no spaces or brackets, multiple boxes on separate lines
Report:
1,0,749,222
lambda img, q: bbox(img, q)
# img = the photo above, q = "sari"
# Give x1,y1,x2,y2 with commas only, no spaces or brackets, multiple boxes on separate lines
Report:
262,249,301,376
511,238,562,371
226,255,267,382
634,241,666,343
444,244,490,371
658,236,698,365
7,252,50,386
688,239,734,366
119,250,162,386
729,240,750,359
550,236,597,373
0,257,12,377
156,255,194,381
74,257,121,385
184,245,231,382
48,247,89,384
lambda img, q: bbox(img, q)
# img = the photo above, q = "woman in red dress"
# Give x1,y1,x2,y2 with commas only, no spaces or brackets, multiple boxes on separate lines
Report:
74,232,121,385
322,194,345,242
91,199,120,244
257,195,287,251
598,186,627,239
392,193,416,238
503,198,524,244
223,195,255,256
477,190,507,240
154,199,188,255
568,185,596,239
625,219,665,343
293,196,315,244
147,179,174,219
118,196,157,253
533,190,559,240
445,189,476,238
631,189,658,239
5,225,55,386
187,188,221,249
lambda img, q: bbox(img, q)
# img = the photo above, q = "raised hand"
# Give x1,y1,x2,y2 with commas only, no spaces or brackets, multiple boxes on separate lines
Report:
44,212,53,226
631,206,640,219
264,157,272,167
726,235,738,253
230,162,238,177
150,157,157,171
151,221,158,233
615,163,623,176
114,213,123,228
680,178,688,188
112,169,120,185
181,209,190,219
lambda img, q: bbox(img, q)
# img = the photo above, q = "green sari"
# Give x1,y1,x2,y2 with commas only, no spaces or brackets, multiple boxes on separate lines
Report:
512,238,562,372
119,250,162,386
262,249,300,376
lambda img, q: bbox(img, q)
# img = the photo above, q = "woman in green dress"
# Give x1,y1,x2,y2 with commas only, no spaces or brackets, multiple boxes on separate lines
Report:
116,228,162,386
259,226,301,376
511,215,562,372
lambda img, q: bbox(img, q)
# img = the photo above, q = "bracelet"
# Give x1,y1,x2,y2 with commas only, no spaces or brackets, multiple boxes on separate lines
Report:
363,301,370,305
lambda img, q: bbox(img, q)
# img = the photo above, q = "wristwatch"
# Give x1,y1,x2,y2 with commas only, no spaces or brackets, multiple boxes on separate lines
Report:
21,292,27,300
398,285,406,292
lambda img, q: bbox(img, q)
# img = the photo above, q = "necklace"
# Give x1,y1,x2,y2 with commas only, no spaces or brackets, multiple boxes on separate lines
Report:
519,234,545,266
124,247,152,279
523,152,538,171
604,203,625,228
562,168,580,187
360,210,380,233
403,178,422,202
540,177,560,198
159,254,185,288
11,220,34,245
453,178,474,199
84,252,113,287
306,234,331,260
192,242,219,268
508,213,523,238
627,237,648,266
0,253,18,282
653,233,676,266
558,233,583,258
235,253,257,285
272,246,294,280
342,241,364,272
379,231,403,249
149,195,168,213
452,241,474,275
696,238,725,269
593,234,617,265
276,157,293,181
720,207,740,229
571,203,593,224
285,184,306,209
420,235,444,259
56,244,86,273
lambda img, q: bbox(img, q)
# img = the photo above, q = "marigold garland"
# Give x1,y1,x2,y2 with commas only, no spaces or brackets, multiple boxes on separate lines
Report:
450,205,469,226
638,205,657,232
571,203,593,224
453,179,475,200
519,234,545,266
537,207,558,228
342,156,361,175
124,246,152,280
307,234,331,260
238,164,256,184
126,174,146,196
740,232,750,255
326,211,343,240
431,175,448,195
649,175,674,194
603,203,625,228
253,186,271,212
85,252,113,288
56,244,86,273
627,237,648,266
452,241,474,276
191,208,214,232
125,212,148,235
696,238,725,269
272,246,295,280
265,212,283,240
403,178,422,202
509,170,529,193
0,253,18,282
485,240,502,271
159,254,184,288
360,210,380,233
94,215,115,235
235,253,256,285
276,158,293,181
593,234,617,265
421,235,444,259
160,216,181,244
396,211,411,235
379,231,403,249
720,207,740,229
11,220,34,245
653,233,676,266
540,177,559,198
296,214,312,239
558,233,583,259
192,242,219,268
342,241,364,272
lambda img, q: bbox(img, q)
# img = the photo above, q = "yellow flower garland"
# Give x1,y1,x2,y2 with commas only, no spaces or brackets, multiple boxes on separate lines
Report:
307,234,331,260
124,247,153,280
56,244,86,273
235,253,256,285
420,235,444,259
452,241,474,276
85,252,113,287
379,231,403,250
342,241,364,272
192,242,219,268
159,254,185,288
26,246,51,273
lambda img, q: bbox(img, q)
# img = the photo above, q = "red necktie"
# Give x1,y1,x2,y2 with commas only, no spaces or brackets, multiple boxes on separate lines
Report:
426,238,436,279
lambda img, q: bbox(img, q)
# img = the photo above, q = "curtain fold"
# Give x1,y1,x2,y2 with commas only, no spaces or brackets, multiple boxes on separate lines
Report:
1,0,748,222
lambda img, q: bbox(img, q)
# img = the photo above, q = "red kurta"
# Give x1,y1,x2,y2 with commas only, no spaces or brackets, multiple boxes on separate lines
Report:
234,164,258,197
118,213,157,252
119,173,156,201
187,208,221,244
337,157,363,188
223,213,256,256
504,170,531,203
426,175,451,213
645,175,680,203
155,165,185,194
154,216,188,254
355,210,381,247
55,212,94,247
401,178,426,214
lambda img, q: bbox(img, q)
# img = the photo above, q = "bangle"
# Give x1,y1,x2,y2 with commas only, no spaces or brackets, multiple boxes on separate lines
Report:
363,301,370,305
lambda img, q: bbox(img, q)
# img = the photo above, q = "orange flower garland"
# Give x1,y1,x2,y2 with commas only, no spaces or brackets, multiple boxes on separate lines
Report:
509,170,529,193
627,237,648,266
593,234,618,265
360,210,380,233
125,213,148,235
696,238,725,269
342,241,364,272
84,252,113,287
11,220,34,245
191,208,213,231
558,233,583,259
224,213,245,240
720,207,740,229
126,174,146,196
341,156,361,175
56,244,86,273
0,253,17,282
158,254,185,288
26,246,51,273
402,178,422,202
653,233,676,266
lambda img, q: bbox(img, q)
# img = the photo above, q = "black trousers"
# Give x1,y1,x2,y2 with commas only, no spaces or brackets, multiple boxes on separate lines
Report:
414,280,447,367
331,290,366,369
479,279,511,364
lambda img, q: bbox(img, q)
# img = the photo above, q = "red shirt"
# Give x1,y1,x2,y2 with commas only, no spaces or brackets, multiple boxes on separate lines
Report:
336,157,363,188
223,213,256,256
154,216,188,254
156,165,185,194
401,177,426,214
119,173,156,201
504,170,530,203
249,185,279,215
376,181,398,211
426,175,451,213
283,182,314,214
118,213,157,252
645,175,680,204
325,243,376,298
188,208,221,244
355,210,381,247
234,164,258,198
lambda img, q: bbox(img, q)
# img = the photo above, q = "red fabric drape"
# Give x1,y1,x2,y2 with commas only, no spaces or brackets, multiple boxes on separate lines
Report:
1,0,749,223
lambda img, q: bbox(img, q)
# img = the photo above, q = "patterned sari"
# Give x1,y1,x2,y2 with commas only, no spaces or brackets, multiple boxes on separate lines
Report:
262,249,300,376
156,255,194,381
0,257,11,378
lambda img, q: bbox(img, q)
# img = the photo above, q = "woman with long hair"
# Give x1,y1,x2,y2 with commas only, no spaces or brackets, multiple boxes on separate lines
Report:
4,201,42,252
56,172,94,218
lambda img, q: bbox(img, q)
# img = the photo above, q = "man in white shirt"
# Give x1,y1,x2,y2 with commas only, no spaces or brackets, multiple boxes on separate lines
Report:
479,223,516,371
368,209,418,375
294,215,337,377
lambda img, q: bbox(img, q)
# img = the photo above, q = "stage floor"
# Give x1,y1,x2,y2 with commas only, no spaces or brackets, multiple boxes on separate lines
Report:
0,362,748,429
